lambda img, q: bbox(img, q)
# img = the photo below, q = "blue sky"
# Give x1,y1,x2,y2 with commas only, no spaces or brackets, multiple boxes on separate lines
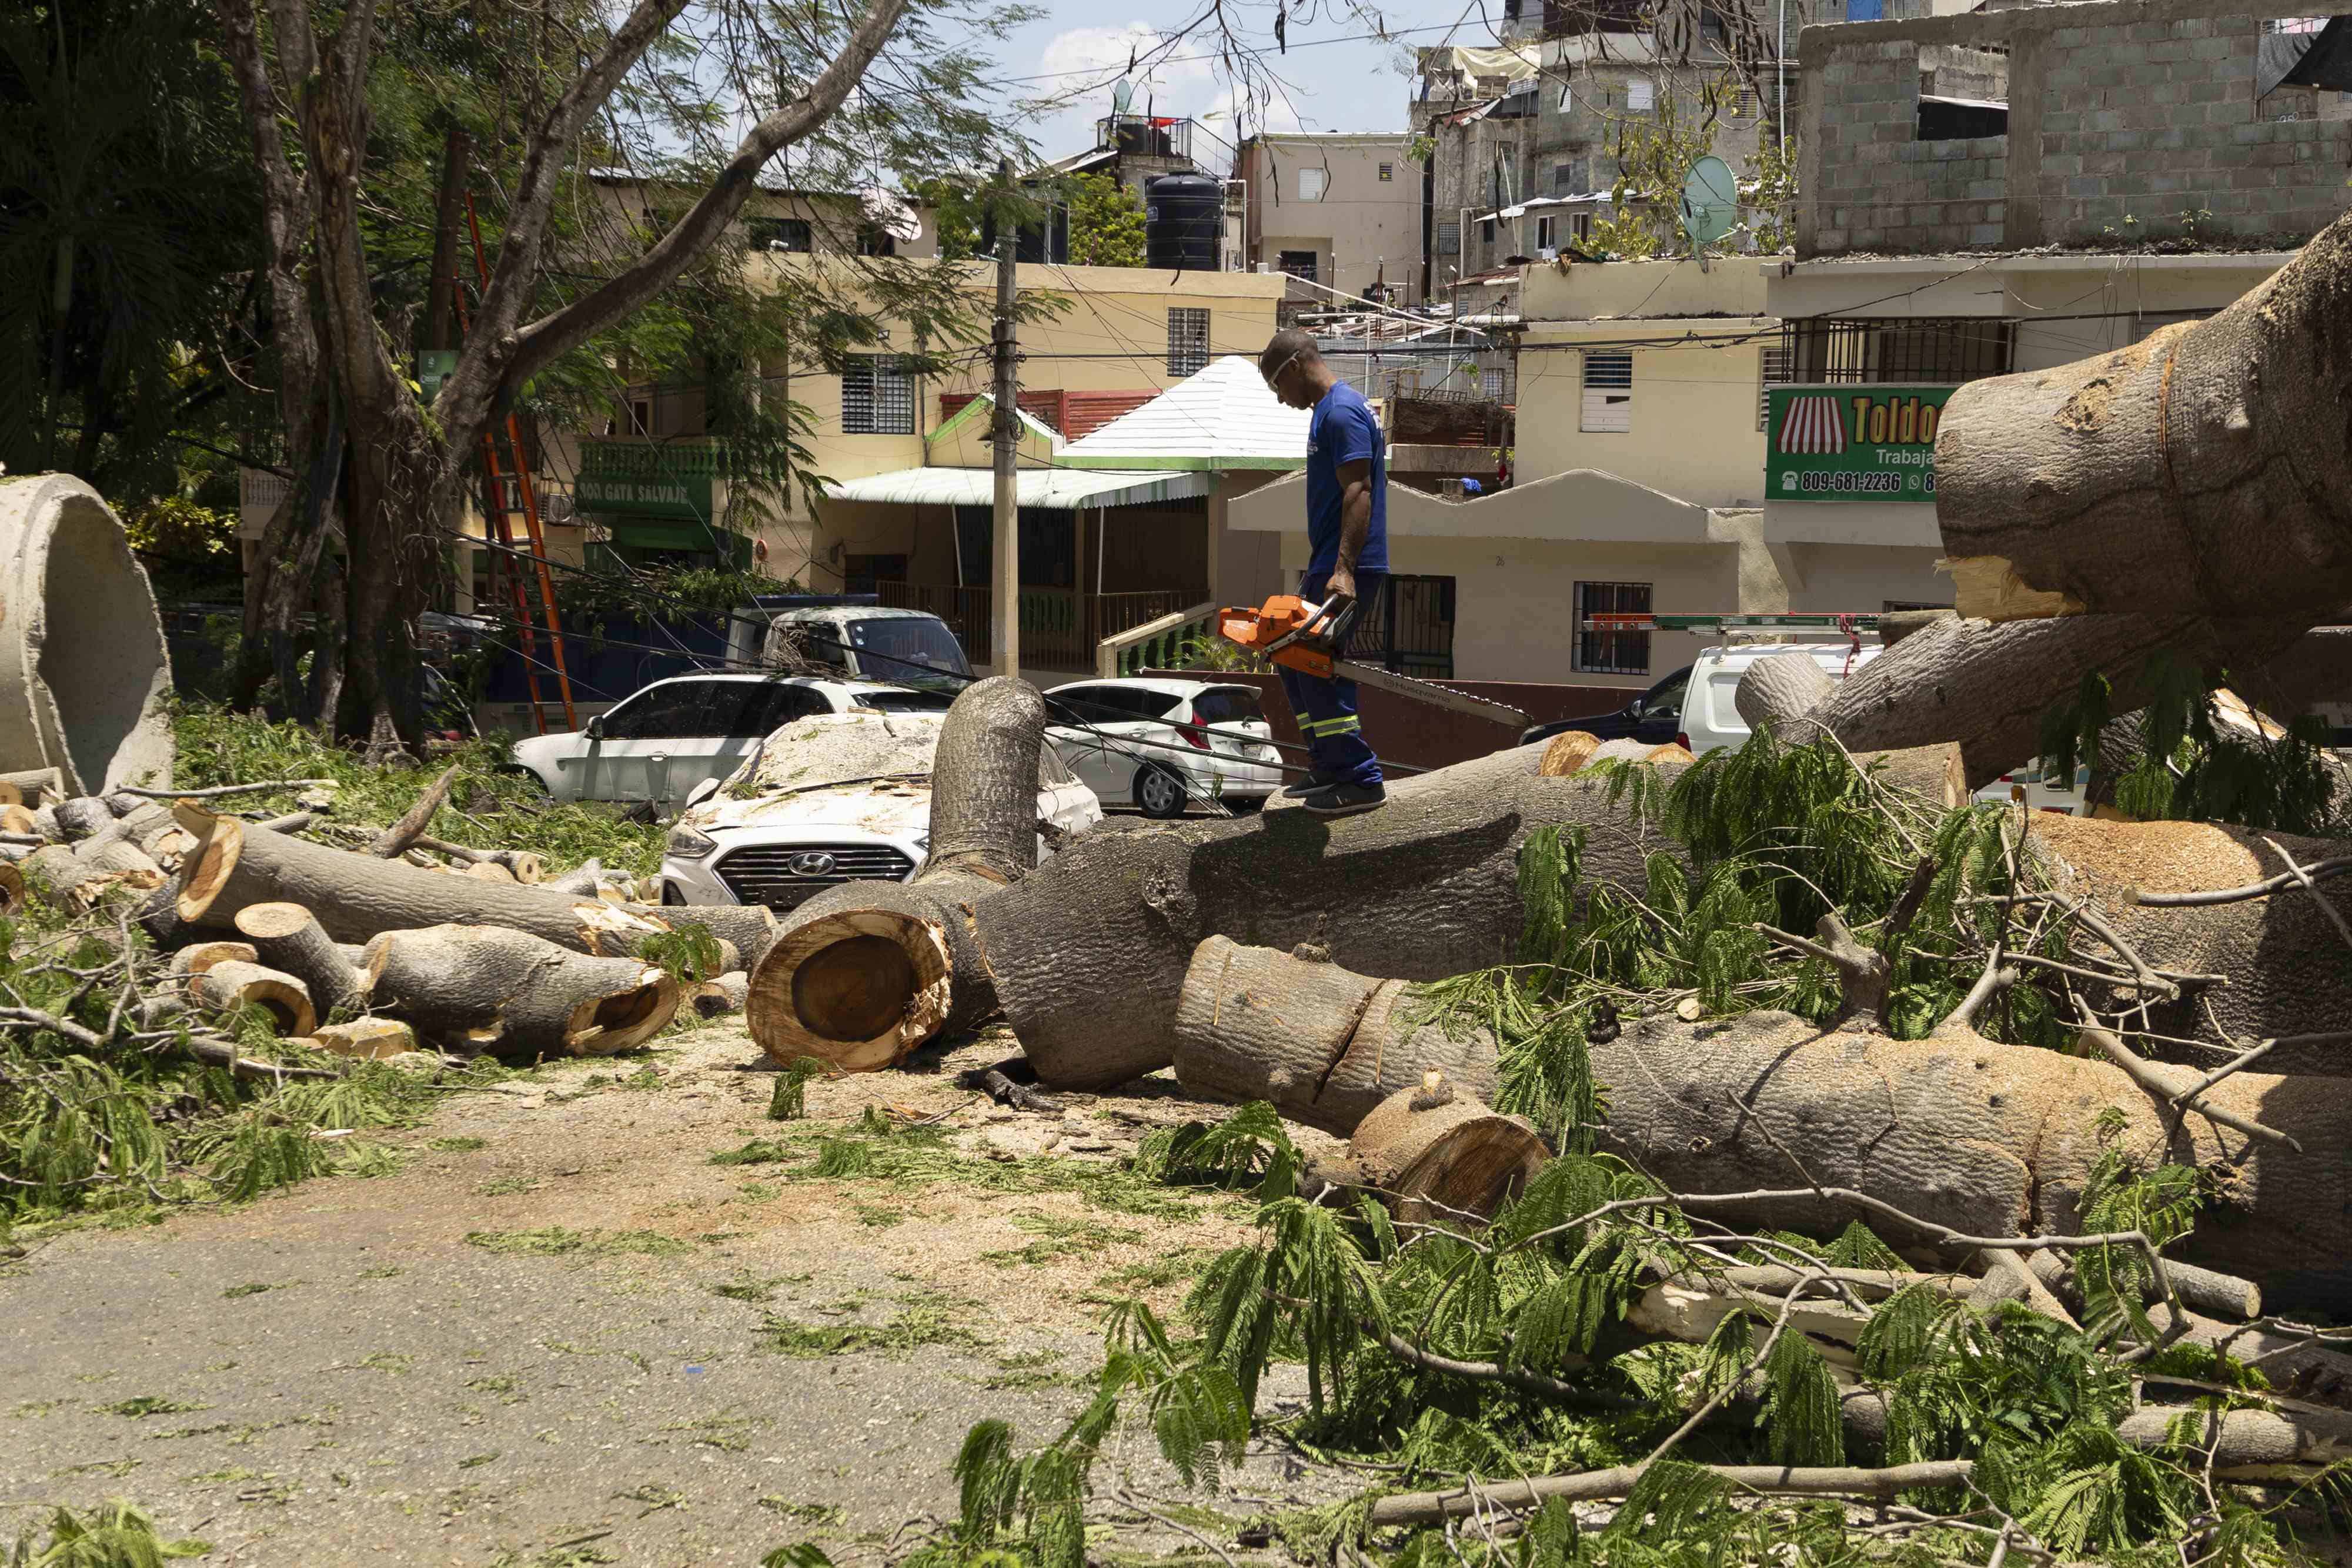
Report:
995,1,1501,162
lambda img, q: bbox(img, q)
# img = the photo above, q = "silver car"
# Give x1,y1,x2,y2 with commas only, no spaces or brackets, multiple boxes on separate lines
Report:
1043,678,1284,818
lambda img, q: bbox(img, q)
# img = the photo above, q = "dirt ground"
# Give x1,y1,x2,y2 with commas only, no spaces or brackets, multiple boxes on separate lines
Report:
0,1020,1354,1567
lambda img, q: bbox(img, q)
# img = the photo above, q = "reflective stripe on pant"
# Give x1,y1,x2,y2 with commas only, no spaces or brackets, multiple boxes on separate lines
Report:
1277,569,1384,789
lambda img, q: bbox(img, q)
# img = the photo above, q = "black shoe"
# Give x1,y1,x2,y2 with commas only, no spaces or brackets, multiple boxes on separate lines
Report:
1281,771,1334,798
1303,781,1387,817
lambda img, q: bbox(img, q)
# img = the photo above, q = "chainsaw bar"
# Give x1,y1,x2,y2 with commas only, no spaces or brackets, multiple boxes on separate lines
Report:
1334,658,1529,728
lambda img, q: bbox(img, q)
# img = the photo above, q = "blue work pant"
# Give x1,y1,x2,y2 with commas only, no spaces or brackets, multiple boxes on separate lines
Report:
1277,569,1385,789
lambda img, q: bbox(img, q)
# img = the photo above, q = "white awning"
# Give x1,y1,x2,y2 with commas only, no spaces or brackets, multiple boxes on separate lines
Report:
823,467,1211,509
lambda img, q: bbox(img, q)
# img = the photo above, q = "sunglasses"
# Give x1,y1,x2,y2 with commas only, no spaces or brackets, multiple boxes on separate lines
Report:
1261,350,1304,390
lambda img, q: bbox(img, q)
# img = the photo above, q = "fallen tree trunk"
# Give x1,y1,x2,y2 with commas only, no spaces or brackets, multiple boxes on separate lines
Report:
2022,813,2352,1069
1172,935,1501,1134
745,677,1048,1071
1935,212,2352,629
1771,616,2352,793
363,924,679,1058
232,902,366,1022
1589,1007,2352,1311
1367,1462,1979,1526
984,743,1681,1089
171,805,773,963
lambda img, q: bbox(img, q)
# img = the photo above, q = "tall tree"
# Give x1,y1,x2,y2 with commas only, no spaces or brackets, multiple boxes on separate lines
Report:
212,0,1020,746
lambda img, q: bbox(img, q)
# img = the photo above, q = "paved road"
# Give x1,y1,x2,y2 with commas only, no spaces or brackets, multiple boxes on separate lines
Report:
1,1026,1339,1566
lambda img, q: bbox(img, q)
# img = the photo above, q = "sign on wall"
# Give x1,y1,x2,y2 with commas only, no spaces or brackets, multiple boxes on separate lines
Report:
1766,385,1953,503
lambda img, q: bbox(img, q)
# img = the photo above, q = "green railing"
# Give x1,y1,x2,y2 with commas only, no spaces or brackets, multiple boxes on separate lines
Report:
1102,601,1220,677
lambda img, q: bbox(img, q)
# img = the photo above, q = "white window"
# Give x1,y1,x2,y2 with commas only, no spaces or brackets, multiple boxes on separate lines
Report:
1481,367,1506,400
1628,78,1655,112
1758,341,1792,430
1167,308,1211,377
1299,167,1328,200
1581,351,1633,433
1535,215,1556,250
841,355,916,434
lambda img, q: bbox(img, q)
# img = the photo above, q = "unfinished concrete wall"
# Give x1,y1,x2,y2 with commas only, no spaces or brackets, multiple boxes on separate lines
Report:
0,474,175,794
1799,0,2352,255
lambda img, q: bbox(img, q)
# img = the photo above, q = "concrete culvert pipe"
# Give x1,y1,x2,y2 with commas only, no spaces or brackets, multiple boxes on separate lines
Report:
0,474,174,795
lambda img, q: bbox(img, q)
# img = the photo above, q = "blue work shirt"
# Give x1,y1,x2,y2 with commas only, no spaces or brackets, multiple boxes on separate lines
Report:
1305,382,1388,577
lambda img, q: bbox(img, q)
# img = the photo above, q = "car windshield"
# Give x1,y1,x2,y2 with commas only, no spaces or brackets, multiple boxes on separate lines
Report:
856,689,956,713
846,617,973,686
717,711,943,799
1190,687,1264,726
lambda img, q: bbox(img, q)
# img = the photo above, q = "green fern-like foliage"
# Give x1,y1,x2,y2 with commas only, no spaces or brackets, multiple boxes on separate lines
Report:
638,922,724,983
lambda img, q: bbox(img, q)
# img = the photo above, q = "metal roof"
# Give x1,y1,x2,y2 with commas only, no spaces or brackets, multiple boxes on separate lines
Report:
1055,356,1311,471
823,467,1211,509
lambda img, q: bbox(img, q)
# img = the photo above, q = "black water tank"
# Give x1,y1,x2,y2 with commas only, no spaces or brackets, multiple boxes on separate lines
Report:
1145,174,1222,272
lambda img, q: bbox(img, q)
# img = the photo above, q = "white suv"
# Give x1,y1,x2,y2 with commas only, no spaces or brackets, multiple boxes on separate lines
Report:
1675,640,2087,814
509,674,952,806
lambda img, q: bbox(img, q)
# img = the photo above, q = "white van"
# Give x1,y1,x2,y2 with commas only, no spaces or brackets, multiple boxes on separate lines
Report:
1675,640,2087,814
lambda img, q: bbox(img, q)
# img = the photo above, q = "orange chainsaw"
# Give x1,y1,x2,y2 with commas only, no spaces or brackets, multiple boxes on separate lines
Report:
1216,593,1362,680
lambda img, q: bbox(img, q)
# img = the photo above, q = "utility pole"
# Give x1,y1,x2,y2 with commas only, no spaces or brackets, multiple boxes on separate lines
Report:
990,161,1021,678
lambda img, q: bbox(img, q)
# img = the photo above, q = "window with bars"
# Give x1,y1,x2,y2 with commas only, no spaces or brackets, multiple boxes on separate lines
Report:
1581,350,1633,432
1780,317,2014,385
1575,581,1651,674
1167,308,1211,376
841,355,916,434
1437,219,1461,256
747,216,813,253
1757,340,1792,429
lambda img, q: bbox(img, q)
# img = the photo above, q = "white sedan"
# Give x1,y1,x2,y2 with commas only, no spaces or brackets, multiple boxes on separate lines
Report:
657,711,1102,913
1043,678,1285,818
508,674,951,806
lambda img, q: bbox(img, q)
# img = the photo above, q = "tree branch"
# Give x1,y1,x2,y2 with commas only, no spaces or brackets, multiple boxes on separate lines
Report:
492,0,916,397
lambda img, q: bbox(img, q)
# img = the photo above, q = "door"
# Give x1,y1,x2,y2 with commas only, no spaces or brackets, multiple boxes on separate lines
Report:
1045,686,1122,802
580,680,714,802
1631,667,1692,745
689,681,831,800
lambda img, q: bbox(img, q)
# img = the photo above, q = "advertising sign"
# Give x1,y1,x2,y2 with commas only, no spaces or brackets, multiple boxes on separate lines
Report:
575,439,717,521
1766,385,1953,503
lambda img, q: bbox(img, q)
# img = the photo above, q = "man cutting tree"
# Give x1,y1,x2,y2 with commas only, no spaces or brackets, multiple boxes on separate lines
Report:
1260,327,1388,817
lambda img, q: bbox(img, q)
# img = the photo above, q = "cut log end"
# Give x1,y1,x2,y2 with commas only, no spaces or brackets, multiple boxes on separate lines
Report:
1331,1078,1549,1225
1538,731,1602,777
563,968,680,1055
172,805,243,922
747,908,952,1071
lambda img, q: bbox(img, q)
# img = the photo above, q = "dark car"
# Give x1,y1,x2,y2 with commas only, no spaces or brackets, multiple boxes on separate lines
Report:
1519,666,1691,748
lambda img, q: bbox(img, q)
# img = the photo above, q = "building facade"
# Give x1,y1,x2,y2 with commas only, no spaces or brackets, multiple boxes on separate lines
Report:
1237,132,1426,305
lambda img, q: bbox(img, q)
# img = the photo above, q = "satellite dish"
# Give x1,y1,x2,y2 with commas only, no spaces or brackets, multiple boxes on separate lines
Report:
1111,76,1135,115
1678,155,1740,250
860,186,923,244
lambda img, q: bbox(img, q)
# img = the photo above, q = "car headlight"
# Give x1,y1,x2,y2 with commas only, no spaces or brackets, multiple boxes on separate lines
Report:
666,824,718,860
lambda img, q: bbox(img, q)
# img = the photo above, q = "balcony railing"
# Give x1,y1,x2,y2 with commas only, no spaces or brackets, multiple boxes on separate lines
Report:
877,581,1207,671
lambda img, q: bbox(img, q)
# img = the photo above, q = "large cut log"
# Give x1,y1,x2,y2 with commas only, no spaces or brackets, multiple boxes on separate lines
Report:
745,678,1048,1071
191,959,316,1037
232,902,366,1022
1311,1074,1548,1224
363,924,679,1058
984,743,1683,1089
2022,813,2352,1070
169,805,773,961
1936,213,2352,629
1172,936,1501,1135
1768,616,2352,793
1589,1007,2352,1311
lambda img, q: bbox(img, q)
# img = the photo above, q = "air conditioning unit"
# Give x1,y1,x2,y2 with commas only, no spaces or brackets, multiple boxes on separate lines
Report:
541,491,577,525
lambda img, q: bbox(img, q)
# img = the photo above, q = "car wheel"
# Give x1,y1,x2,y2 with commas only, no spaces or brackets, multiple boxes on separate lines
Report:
1134,763,1188,819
